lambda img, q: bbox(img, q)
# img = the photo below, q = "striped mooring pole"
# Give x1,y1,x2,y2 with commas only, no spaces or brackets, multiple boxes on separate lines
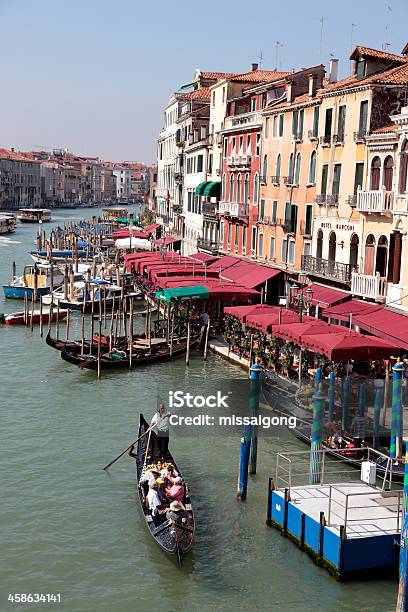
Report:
397,443,408,611
328,370,335,422
373,384,383,450
249,362,262,475
237,362,262,499
309,385,326,485
315,366,322,390
342,376,350,432
358,381,366,417
391,360,404,460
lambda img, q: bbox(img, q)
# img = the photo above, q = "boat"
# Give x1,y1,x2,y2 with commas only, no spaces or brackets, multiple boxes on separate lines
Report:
45,330,137,352
0,308,67,325
17,208,51,223
3,263,64,300
30,249,93,263
0,214,16,234
41,281,124,312
129,414,194,566
60,335,199,370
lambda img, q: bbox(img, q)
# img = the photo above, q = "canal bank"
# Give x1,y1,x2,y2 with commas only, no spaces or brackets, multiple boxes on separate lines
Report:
0,207,398,611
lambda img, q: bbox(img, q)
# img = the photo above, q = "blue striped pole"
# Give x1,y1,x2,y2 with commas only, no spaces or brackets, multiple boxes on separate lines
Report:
342,376,350,432
249,362,262,475
358,381,366,417
373,385,383,450
315,367,322,390
391,361,404,460
309,386,326,484
328,370,335,422
397,443,408,611
237,362,262,499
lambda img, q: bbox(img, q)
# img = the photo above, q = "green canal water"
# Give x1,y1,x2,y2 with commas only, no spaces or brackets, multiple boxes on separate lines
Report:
0,207,398,611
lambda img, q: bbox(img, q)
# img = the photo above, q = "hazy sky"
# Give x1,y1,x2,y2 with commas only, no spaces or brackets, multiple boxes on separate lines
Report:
0,0,406,163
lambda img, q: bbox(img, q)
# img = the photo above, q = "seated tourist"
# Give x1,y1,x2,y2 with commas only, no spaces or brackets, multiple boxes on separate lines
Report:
165,500,189,524
140,468,160,487
166,476,185,503
146,482,162,517
161,464,178,482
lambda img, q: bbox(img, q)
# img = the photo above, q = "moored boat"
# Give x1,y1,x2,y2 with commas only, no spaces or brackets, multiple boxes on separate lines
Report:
0,308,68,325
3,263,64,300
0,214,16,234
129,414,194,566
17,208,51,223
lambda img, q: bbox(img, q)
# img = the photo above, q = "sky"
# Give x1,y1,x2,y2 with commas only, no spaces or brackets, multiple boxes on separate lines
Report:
0,0,407,163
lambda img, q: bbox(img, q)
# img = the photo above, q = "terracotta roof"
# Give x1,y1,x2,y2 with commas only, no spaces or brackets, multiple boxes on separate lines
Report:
178,87,211,101
318,74,358,94
372,123,398,134
201,71,237,80
228,69,290,83
372,62,408,84
268,92,313,111
350,45,406,64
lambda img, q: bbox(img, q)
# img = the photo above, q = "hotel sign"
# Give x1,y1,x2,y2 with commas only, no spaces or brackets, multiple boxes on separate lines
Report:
320,222,356,232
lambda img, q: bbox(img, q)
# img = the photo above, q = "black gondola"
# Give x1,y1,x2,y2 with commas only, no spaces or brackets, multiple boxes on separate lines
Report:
45,330,137,352
129,414,195,566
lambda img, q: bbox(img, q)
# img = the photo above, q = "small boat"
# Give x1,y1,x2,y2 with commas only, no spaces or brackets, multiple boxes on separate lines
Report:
60,335,199,370
45,330,136,352
129,414,194,566
17,208,51,223
30,249,93,263
0,308,68,325
0,214,16,234
42,280,123,312
3,264,64,300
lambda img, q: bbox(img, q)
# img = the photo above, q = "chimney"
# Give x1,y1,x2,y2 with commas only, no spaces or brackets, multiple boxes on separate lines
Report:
251,63,259,72
308,74,318,98
286,80,293,103
329,59,339,84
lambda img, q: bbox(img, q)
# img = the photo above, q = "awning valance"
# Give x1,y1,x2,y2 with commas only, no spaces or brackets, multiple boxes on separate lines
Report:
203,181,221,197
156,285,210,301
195,181,209,195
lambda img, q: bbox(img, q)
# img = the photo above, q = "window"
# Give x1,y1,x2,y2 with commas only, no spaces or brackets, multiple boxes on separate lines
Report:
303,242,311,257
294,153,301,185
292,110,299,136
269,236,275,260
272,200,278,223
354,163,364,195
232,137,236,152
258,233,264,257
251,98,256,111
246,134,251,152
223,137,227,157
208,154,213,174
242,226,247,252
357,59,366,80
227,223,232,247
399,140,408,194
256,134,261,156
275,154,281,179
305,204,313,234
285,203,298,233
244,174,249,203
222,87,226,103
312,106,320,137
229,175,234,201
234,225,239,249
251,226,257,253
288,240,295,264
187,191,192,212
239,136,243,152
265,117,270,138
359,101,369,136
332,163,342,196
308,151,317,184
321,164,328,195
212,91,215,107
237,174,242,202
220,220,224,242
278,114,284,137
370,157,381,190
324,108,333,137
288,153,294,180
253,174,259,204
222,173,226,199
337,105,346,141
197,155,203,173
262,155,268,179
384,156,394,191
272,115,277,137
259,198,265,220
298,109,304,138
281,238,288,263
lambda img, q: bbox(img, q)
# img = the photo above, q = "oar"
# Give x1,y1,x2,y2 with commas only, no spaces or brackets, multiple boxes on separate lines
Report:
103,422,156,470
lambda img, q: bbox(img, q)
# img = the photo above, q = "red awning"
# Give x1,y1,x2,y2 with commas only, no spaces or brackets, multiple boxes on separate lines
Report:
323,299,380,323
113,228,148,240
207,255,241,271
157,278,260,303
301,331,396,361
155,236,181,246
272,320,346,343
307,283,351,308
246,308,302,333
352,308,408,351
224,304,272,323
188,253,219,264
143,223,160,233
221,261,281,289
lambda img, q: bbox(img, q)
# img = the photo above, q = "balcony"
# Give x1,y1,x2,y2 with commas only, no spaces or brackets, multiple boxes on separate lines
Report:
351,271,387,302
202,202,217,218
271,175,280,185
224,111,263,131
172,204,183,214
299,220,312,236
356,188,394,214
259,175,267,185
197,237,220,254
279,218,297,233
346,195,357,208
226,155,252,169
320,135,332,147
176,140,185,148
354,130,368,144
218,201,249,219
316,194,327,205
174,172,183,181
316,194,339,207
257,216,277,226
308,129,318,141
332,134,345,146
394,193,408,212
292,131,303,143
283,175,294,186
301,255,352,284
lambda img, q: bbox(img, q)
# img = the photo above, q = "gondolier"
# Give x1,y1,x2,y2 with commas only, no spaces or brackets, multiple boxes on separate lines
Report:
150,403,171,457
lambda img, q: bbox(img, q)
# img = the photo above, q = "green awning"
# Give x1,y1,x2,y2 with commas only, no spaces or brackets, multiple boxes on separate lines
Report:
156,285,210,302
195,181,210,196
116,216,139,224
203,181,221,197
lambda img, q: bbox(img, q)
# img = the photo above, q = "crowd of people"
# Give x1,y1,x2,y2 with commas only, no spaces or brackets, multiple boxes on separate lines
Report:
141,459,189,525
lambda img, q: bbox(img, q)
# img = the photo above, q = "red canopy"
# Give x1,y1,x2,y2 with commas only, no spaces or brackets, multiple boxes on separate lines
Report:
301,331,396,361
246,308,301,333
157,278,259,303
272,320,346,343
307,283,351,308
188,252,219,264
323,299,380,323
224,304,273,323
113,228,148,240
154,236,181,246
221,261,281,289
143,223,160,233
207,255,241,271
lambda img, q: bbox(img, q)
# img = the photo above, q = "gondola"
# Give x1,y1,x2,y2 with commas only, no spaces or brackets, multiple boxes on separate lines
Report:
129,414,194,566
45,330,138,352
60,335,199,370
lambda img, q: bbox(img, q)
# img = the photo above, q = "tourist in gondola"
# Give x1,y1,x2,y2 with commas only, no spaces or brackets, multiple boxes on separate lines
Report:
140,468,160,487
162,463,178,482
150,403,171,457
166,476,184,503
146,482,162,519
165,501,189,525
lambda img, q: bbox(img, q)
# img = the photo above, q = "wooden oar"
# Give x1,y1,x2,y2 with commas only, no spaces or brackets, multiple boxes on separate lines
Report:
103,422,156,470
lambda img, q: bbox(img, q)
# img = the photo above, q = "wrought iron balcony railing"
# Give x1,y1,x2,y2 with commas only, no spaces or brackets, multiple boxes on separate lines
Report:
320,134,332,146
196,237,220,253
271,175,280,185
308,129,318,141
354,130,368,144
301,254,352,283
332,133,345,145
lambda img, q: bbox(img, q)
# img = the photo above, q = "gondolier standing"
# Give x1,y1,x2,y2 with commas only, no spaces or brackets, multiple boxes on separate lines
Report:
150,403,171,457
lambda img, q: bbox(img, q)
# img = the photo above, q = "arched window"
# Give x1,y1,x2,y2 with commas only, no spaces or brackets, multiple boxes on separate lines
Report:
262,155,268,179
229,174,234,202
399,140,408,194
370,156,381,190
383,156,394,191
244,173,249,203
294,153,301,185
275,154,281,179
237,174,242,203
376,235,388,277
364,234,376,275
253,173,260,205
328,231,336,263
350,234,359,270
308,151,317,184
222,173,226,200
288,153,294,180
316,229,323,259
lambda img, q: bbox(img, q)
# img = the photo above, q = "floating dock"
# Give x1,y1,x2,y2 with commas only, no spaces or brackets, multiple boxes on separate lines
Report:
267,449,403,579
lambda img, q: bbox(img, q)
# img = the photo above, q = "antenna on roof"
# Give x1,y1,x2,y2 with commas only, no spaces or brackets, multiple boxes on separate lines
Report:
382,4,392,51
350,23,357,75
274,41,283,71
258,50,264,69
319,17,325,62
